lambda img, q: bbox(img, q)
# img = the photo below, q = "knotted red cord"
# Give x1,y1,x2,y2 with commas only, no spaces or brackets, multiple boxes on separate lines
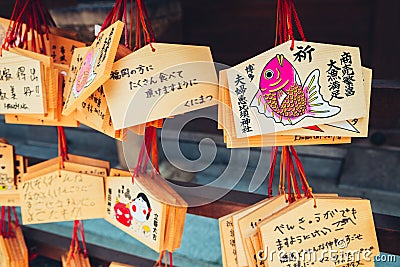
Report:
275,0,306,49
267,146,279,198
1,207,5,237
100,0,156,51
7,207,14,237
57,126,68,169
2,0,55,54
78,220,88,257
132,125,160,184
12,207,19,227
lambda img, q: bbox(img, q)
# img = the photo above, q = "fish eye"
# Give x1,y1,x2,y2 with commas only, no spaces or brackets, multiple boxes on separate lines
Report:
264,69,274,80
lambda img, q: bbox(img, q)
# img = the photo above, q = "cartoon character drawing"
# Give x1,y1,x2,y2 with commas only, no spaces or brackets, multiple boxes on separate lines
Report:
142,224,151,237
130,193,152,223
72,48,98,97
114,198,133,227
250,54,340,125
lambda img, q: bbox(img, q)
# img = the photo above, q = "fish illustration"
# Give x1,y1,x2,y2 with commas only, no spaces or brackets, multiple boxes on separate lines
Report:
72,49,98,98
250,54,340,125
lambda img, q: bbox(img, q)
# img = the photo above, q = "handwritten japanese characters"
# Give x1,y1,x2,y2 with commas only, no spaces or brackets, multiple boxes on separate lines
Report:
103,43,218,129
0,51,45,114
218,70,352,148
258,198,379,267
63,21,124,115
20,170,105,224
47,34,85,65
225,40,366,138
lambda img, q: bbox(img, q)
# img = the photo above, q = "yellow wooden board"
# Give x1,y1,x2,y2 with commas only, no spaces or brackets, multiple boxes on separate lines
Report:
0,236,10,267
0,142,15,191
75,87,109,129
0,51,46,114
104,175,167,252
235,194,337,267
258,197,379,267
233,197,277,267
5,70,80,127
46,33,86,65
219,213,239,267
64,46,124,139
103,43,219,129
218,70,351,147
110,262,137,267
19,169,105,224
13,224,28,267
63,21,124,115
278,67,372,137
226,41,366,137
61,253,91,267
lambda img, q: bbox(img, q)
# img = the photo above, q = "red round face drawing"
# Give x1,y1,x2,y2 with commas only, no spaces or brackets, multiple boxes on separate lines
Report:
114,202,132,227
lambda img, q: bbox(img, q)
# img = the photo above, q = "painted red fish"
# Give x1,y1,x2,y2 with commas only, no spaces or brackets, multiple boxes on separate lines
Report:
251,54,340,125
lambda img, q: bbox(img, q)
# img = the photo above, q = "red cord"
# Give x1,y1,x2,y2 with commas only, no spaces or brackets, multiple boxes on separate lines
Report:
3,0,54,53
275,0,306,48
288,150,301,199
267,146,278,198
12,207,20,227
7,207,14,237
1,207,5,236
169,251,173,267
79,221,88,257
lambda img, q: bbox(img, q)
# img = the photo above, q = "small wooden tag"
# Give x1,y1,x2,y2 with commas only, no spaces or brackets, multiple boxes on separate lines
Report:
0,51,46,114
258,197,379,267
218,70,351,147
103,43,219,129
104,174,168,252
226,41,366,137
109,262,137,267
20,169,105,224
63,21,124,115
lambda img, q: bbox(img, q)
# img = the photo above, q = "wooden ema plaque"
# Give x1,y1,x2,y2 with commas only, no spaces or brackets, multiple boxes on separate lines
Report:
220,194,338,267
0,143,21,207
45,33,86,66
109,262,137,267
0,236,10,267
103,43,219,129
218,70,352,148
225,41,366,138
61,253,91,267
237,194,337,267
0,50,46,114
19,155,108,224
278,67,372,137
0,223,28,267
0,142,15,191
104,171,187,252
258,197,379,267
63,21,124,115
65,46,124,139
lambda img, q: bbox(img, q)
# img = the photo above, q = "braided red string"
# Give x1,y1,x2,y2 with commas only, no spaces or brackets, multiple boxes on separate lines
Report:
275,0,306,49
2,0,54,53
267,146,278,198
